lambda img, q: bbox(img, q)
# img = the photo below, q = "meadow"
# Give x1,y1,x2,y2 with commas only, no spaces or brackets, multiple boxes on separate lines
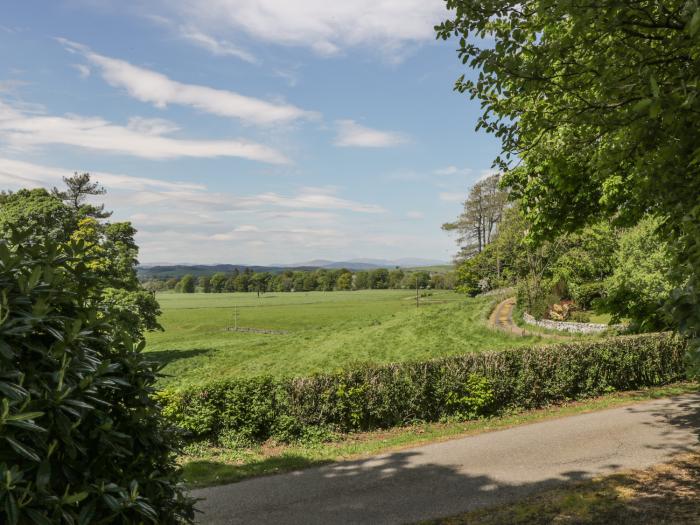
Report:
146,290,543,389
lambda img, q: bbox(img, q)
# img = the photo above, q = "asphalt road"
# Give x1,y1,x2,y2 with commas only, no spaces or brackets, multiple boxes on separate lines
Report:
192,393,700,524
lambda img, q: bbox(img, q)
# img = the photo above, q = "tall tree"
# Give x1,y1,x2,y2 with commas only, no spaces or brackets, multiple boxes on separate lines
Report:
438,0,700,358
53,172,111,219
177,274,195,293
443,174,508,260
198,275,211,293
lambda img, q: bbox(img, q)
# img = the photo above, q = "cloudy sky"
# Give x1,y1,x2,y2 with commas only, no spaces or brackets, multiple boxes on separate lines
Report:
0,1,499,264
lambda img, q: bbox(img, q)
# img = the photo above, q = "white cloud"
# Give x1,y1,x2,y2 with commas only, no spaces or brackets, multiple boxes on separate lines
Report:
433,165,473,177
0,79,30,93
0,101,289,163
0,157,207,192
58,38,316,126
179,26,257,63
232,188,386,214
334,120,408,148
406,211,425,219
0,158,445,264
144,15,257,63
147,0,446,59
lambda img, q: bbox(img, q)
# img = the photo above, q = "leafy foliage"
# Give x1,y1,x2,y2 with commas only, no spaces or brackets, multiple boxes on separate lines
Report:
0,230,194,524
437,0,700,359
603,216,674,329
160,333,686,444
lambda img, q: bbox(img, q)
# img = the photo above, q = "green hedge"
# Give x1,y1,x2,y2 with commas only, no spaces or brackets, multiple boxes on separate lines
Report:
158,333,688,444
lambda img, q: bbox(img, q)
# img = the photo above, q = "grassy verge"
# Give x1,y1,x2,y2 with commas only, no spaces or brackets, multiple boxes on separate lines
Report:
427,451,700,524
180,381,698,488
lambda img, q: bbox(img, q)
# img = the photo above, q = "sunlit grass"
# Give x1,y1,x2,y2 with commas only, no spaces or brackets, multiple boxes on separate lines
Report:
146,290,543,389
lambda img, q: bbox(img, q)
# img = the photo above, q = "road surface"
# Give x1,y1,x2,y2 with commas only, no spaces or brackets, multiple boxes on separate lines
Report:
192,393,700,524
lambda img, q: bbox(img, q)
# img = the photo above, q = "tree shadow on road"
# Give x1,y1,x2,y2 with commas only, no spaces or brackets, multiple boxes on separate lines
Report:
627,392,700,453
191,393,700,524
192,449,595,524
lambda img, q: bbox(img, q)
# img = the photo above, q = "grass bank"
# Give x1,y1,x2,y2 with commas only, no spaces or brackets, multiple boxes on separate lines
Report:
180,382,697,488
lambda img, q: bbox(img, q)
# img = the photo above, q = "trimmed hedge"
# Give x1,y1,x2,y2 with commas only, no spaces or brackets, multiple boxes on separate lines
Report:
159,333,688,444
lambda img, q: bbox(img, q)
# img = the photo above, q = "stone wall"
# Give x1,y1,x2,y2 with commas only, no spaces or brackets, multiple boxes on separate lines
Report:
522,312,625,334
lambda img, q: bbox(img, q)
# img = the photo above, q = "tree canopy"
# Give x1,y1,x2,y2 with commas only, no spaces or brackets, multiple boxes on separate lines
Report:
438,0,700,359
437,0,700,234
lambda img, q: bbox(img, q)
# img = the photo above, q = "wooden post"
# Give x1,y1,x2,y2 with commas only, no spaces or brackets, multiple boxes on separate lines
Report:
416,274,419,308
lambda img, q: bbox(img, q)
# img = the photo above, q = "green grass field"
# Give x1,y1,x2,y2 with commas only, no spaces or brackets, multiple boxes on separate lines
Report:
146,290,543,390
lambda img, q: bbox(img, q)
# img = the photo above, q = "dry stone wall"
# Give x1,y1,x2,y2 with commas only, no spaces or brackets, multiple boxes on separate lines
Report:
522,312,625,334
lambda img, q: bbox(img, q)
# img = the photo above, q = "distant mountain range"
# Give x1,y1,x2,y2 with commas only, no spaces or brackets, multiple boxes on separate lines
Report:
138,258,450,279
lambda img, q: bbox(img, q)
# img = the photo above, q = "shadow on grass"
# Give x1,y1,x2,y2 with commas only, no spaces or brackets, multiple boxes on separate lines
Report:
146,348,213,367
183,455,333,488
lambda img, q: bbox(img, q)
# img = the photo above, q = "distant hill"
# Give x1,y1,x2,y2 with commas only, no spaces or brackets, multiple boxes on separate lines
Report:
138,258,451,279
280,258,449,270
138,264,317,279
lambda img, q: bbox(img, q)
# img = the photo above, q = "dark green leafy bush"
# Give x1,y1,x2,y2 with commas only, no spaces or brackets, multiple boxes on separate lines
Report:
0,231,194,524
161,333,687,444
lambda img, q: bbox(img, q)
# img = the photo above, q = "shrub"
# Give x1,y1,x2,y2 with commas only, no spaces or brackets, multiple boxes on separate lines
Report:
569,310,592,323
161,333,687,445
603,215,674,330
570,281,606,310
0,231,194,524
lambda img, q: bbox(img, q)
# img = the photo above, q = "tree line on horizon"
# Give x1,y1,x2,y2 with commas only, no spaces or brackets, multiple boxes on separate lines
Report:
143,266,457,294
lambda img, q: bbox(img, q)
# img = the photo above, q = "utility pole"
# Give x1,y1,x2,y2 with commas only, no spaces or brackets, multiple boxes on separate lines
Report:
416,274,419,308
234,305,238,330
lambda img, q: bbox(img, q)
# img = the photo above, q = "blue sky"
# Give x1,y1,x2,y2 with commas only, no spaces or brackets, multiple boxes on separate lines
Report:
0,1,499,264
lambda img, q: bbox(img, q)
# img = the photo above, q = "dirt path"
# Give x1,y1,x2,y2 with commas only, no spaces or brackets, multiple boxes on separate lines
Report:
191,394,700,524
488,297,531,336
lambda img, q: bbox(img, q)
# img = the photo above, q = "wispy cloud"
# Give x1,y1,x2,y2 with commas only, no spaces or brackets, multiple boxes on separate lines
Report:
0,157,392,263
179,26,257,63
334,120,408,148
433,165,473,177
58,38,317,126
72,63,91,78
0,101,289,163
142,0,446,61
0,157,207,192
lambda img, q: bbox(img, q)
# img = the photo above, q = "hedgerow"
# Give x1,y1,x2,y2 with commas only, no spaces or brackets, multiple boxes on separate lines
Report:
159,333,688,444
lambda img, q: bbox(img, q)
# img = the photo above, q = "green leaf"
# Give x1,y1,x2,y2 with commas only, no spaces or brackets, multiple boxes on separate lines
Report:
27,266,42,290
632,98,652,113
689,8,700,36
6,411,44,422
6,419,47,433
5,437,41,462
650,76,659,98
62,491,89,505
24,508,53,525
77,501,96,525
0,340,14,359
4,492,18,525
36,460,51,492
